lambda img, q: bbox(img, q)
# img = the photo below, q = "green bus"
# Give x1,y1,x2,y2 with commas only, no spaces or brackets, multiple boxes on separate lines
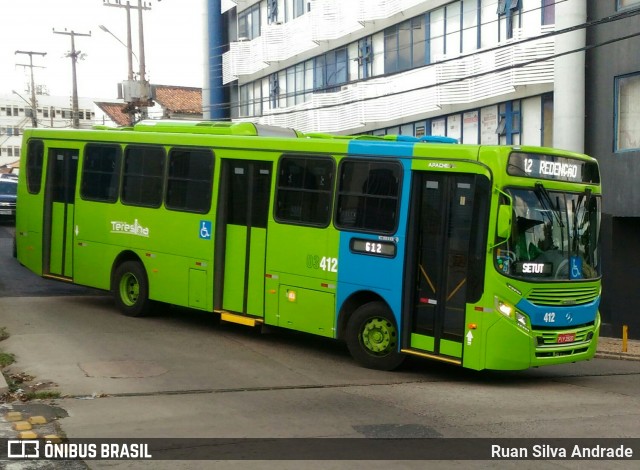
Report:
15,120,602,371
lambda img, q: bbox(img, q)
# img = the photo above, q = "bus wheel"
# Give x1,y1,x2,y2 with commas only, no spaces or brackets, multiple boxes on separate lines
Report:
113,261,151,317
346,302,405,371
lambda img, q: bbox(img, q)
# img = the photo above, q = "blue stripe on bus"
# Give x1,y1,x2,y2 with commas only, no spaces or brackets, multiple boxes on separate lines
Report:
334,141,414,333
516,296,600,328
347,139,415,158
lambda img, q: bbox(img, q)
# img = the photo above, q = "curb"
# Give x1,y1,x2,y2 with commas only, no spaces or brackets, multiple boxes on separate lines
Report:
595,352,640,361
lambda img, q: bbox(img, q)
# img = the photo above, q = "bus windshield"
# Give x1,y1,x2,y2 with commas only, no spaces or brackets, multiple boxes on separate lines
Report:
495,186,601,281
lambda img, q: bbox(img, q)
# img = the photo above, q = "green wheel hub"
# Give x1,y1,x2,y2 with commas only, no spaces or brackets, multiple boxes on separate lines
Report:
361,317,397,355
119,272,140,307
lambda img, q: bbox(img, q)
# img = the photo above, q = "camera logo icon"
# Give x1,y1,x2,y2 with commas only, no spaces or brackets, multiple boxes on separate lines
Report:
7,440,40,459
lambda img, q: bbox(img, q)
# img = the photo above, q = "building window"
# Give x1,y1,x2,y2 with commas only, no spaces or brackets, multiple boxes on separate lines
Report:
81,144,122,203
335,160,402,234
497,100,521,145
384,15,428,74
269,74,280,108
267,0,278,23
314,48,348,92
357,37,373,79
275,155,335,227
542,0,555,25
498,0,520,40
617,0,640,10
268,59,313,109
165,148,214,213
462,0,480,53
238,3,260,40
121,145,165,207
542,93,554,147
615,73,640,151
239,81,263,117
285,0,307,22
462,110,479,144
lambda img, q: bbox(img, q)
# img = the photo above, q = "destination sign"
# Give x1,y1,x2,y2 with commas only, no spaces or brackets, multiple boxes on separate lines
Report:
350,238,396,257
507,152,600,183
514,262,553,276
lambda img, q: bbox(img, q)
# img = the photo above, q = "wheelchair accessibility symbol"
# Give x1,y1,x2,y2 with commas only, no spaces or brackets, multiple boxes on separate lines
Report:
569,256,582,280
199,220,212,240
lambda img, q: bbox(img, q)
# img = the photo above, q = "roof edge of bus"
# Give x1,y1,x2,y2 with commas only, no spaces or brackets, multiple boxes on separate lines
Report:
303,133,458,144
128,119,302,138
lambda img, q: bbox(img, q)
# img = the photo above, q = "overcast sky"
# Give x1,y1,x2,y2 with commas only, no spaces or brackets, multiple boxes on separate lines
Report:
1,0,205,101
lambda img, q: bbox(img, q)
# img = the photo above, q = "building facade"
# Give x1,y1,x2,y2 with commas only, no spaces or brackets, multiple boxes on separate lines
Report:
213,0,564,146
0,94,96,170
585,0,640,338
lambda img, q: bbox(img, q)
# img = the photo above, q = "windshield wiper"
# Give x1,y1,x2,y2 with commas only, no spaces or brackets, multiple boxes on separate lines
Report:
535,182,564,228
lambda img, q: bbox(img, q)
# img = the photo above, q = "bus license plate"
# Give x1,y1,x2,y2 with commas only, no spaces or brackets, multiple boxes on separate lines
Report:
557,333,575,344
0,209,12,215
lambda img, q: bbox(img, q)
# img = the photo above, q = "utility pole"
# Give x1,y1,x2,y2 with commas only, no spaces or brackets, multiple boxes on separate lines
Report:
103,0,154,124
53,29,91,129
14,50,47,128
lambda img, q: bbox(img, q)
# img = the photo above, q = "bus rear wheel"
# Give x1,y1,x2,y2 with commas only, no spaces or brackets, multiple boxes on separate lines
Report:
346,302,405,371
113,261,151,317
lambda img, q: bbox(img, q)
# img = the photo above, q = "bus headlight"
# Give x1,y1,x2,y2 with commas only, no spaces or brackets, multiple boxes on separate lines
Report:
495,297,514,319
494,297,529,329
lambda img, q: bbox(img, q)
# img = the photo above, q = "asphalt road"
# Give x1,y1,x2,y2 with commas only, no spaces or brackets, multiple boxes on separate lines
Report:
1,220,639,469
0,222,103,298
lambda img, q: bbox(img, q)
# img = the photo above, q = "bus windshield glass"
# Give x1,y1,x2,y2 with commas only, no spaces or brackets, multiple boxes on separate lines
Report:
495,186,600,281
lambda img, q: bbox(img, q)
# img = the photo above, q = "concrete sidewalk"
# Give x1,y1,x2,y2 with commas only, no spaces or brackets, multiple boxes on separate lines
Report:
595,335,640,361
1,335,639,396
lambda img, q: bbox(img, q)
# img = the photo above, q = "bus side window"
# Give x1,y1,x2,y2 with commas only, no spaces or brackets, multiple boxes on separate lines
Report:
165,148,214,213
26,140,45,194
275,155,334,227
81,144,122,203
121,145,166,208
336,160,401,234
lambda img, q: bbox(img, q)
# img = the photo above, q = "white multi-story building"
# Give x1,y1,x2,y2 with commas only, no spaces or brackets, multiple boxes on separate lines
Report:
213,0,575,149
0,94,96,170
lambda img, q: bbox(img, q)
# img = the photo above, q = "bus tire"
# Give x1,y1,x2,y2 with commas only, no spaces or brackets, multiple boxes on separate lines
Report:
112,261,152,317
346,302,405,371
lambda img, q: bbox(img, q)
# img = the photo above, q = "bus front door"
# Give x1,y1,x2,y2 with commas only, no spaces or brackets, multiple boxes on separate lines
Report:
215,160,272,317
407,172,485,363
43,148,79,279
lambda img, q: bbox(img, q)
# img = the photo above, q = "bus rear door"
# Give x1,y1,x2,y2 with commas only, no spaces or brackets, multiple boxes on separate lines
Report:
43,147,79,279
214,159,272,317
405,172,489,363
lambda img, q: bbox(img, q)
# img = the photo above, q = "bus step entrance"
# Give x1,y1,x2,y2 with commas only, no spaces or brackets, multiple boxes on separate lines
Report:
400,348,462,366
216,310,264,328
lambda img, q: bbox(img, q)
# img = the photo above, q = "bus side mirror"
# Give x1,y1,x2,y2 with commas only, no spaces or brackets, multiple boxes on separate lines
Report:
497,204,512,239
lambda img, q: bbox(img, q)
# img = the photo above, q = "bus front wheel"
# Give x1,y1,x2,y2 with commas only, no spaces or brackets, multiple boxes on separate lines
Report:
346,302,405,371
112,261,152,317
